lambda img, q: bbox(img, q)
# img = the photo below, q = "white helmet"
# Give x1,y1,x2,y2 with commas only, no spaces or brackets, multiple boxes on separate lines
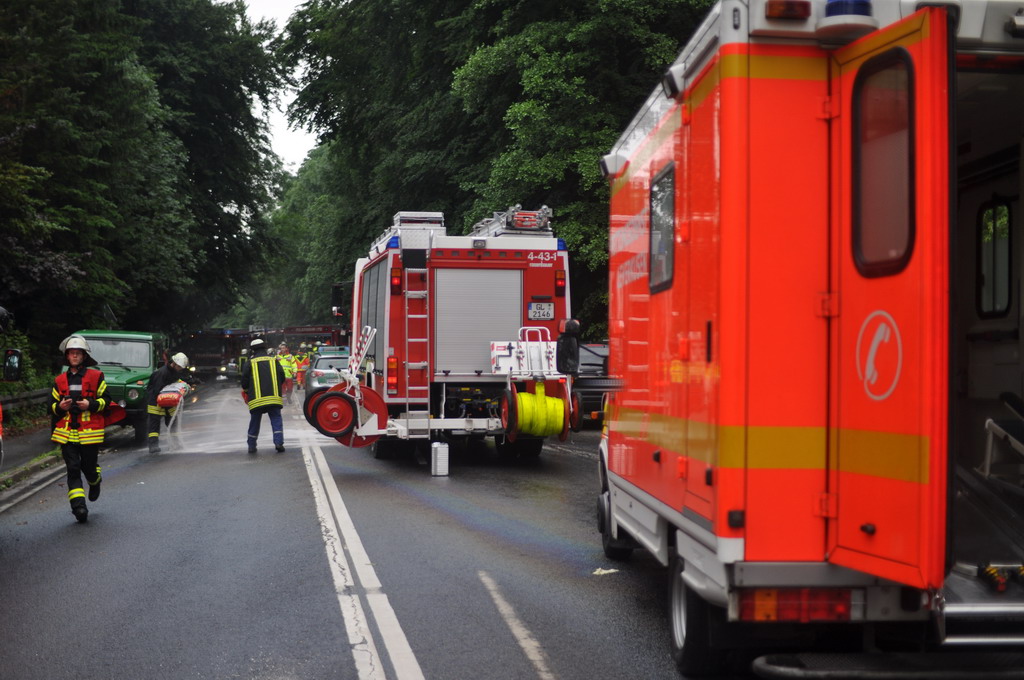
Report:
250,338,265,348
60,335,91,353
171,352,189,369
300,342,307,350
241,348,248,355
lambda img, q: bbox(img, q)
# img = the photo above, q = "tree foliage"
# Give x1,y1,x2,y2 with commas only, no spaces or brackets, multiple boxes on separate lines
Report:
278,0,712,338
0,0,713,367
0,0,283,366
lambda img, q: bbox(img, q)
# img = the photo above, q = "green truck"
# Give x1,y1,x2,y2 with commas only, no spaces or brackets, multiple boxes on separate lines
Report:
74,330,169,443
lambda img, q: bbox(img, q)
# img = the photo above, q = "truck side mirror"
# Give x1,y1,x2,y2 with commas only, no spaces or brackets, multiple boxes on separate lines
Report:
3,348,22,382
556,319,581,376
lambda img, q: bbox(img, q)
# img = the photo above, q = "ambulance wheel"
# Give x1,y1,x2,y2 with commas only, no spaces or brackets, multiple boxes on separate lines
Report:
670,553,726,676
598,490,633,561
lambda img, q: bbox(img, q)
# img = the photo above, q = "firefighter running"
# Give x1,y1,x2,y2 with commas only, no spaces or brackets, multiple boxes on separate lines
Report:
50,335,109,523
241,338,286,453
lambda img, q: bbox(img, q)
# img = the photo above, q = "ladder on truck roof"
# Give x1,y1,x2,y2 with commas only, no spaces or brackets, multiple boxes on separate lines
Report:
402,266,431,438
369,211,446,256
469,205,552,238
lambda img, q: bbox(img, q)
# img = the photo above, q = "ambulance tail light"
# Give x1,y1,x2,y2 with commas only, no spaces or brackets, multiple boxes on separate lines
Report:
390,267,402,295
387,356,398,390
555,270,566,297
765,0,811,20
738,588,854,623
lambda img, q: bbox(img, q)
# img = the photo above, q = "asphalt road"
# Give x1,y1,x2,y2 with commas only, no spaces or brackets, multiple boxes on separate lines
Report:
0,384,735,679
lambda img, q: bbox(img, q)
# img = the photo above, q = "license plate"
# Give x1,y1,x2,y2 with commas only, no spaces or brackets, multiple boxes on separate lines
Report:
528,302,555,320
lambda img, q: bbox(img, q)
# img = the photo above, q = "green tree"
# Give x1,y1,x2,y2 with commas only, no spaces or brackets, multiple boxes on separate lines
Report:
123,0,287,331
451,0,712,336
280,0,711,338
0,0,287,366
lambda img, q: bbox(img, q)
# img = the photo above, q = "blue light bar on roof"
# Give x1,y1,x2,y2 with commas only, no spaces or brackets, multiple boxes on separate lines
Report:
825,0,871,17
387,236,400,248
557,239,567,251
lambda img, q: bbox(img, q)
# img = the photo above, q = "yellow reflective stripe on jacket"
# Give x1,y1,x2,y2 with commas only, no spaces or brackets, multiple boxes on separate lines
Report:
249,356,283,409
278,355,297,378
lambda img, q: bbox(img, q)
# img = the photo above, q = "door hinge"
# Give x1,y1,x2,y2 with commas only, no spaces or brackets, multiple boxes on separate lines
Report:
816,292,838,318
819,95,836,121
815,492,838,518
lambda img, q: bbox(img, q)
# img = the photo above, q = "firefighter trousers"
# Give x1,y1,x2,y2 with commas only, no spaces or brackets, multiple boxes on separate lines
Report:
147,406,177,444
247,405,283,451
61,442,101,509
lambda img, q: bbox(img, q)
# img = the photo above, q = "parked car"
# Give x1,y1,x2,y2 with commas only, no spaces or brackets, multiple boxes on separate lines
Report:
316,345,350,358
306,354,348,391
573,343,614,422
73,330,168,442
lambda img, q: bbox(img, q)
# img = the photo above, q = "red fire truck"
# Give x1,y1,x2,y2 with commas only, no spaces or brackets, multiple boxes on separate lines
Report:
304,207,577,459
598,0,1024,675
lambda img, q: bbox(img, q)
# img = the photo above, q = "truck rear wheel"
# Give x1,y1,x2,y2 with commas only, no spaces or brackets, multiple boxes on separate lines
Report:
495,436,542,460
670,553,726,676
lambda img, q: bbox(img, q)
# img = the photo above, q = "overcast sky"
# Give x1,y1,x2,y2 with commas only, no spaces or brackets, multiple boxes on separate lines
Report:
243,0,318,170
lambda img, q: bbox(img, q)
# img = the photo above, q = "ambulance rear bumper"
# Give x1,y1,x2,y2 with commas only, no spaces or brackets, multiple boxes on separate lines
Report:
752,651,1024,679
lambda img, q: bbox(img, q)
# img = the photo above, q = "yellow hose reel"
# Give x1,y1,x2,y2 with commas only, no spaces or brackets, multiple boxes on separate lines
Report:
501,381,570,441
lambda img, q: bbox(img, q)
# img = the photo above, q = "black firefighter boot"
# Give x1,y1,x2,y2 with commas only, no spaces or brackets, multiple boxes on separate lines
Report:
71,500,88,523
149,437,161,454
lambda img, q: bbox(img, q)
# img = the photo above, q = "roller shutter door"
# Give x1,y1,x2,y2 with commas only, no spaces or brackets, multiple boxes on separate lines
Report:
434,268,522,374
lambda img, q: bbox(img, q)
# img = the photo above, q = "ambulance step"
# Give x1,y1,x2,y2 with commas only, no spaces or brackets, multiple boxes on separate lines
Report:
751,651,1024,679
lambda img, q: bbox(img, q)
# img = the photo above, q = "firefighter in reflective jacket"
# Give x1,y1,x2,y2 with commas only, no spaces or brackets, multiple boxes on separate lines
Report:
145,352,191,454
241,338,286,453
50,335,108,523
277,343,297,404
295,343,310,390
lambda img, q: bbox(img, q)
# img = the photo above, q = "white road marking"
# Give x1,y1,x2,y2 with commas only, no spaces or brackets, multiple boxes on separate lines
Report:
302,444,384,680
478,570,558,680
304,441,425,680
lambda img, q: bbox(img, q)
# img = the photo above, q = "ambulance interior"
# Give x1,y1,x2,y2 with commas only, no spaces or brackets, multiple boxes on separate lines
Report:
951,66,1024,604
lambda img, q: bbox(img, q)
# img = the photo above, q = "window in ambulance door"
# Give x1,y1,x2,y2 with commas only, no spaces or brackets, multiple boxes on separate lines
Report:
977,199,1012,317
649,163,675,293
852,49,914,278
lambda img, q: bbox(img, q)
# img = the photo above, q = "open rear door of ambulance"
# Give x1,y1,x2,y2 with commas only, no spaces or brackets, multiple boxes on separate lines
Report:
827,7,952,591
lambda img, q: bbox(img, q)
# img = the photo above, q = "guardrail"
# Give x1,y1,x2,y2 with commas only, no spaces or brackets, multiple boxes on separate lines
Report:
0,389,50,410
